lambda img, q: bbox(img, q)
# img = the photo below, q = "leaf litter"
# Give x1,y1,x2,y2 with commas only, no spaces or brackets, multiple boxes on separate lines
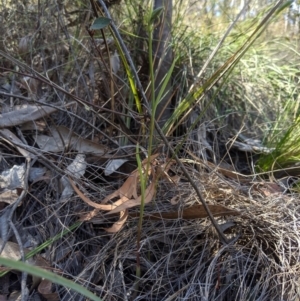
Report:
1,113,299,300
0,2,299,300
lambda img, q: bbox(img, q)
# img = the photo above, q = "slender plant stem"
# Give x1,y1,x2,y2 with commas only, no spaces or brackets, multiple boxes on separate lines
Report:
97,0,229,244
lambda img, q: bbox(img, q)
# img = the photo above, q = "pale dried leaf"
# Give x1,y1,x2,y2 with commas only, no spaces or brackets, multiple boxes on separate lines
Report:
106,180,156,215
0,239,27,262
69,178,115,211
105,159,128,176
170,195,180,205
0,190,20,205
66,154,87,178
7,291,21,301
0,164,25,189
0,105,57,128
60,155,87,201
0,239,50,268
18,35,31,56
0,129,33,159
35,126,108,155
29,167,46,182
104,210,128,233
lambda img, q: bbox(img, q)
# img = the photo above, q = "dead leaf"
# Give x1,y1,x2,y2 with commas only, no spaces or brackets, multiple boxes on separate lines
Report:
72,154,160,233
38,279,59,301
69,178,116,211
129,204,240,220
35,126,109,155
105,159,128,176
60,154,87,201
7,292,21,301
0,104,72,128
0,239,50,269
170,195,180,205
105,180,156,215
101,169,139,203
0,129,33,159
105,210,128,233
0,190,20,206
101,154,159,205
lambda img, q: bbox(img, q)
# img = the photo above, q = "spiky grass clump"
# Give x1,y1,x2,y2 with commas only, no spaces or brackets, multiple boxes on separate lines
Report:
257,116,300,175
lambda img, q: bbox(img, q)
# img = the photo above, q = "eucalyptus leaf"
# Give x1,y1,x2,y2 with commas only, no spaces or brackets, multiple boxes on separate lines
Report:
90,17,111,30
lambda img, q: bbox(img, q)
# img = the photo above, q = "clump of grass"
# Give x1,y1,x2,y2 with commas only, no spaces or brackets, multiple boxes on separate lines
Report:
257,116,300,175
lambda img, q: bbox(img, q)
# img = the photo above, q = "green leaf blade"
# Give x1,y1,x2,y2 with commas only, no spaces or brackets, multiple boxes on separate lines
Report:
0,257,103,301
90,17,111,30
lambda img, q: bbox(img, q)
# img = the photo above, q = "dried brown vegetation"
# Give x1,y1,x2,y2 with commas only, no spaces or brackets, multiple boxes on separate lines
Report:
0,0,300,300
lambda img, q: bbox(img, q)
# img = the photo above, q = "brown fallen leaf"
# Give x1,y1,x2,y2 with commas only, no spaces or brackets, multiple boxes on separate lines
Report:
129,204,240,220
104,210,128,233
72,154,175,233
69,178,115,211
38,279,59,301
105,180,156,215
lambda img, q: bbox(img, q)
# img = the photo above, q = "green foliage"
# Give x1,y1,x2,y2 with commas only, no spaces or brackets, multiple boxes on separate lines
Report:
0,257,102,301
257,116,300,173
90,17,111,30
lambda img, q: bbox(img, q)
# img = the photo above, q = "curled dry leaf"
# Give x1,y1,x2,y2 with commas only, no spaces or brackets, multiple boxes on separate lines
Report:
104,210,128,233
104,159,128,176
68,178,117,212
60,154,87,201
0,164,25,207
70,178,129,232
0,190,21,206
105,180,156,215
101,154,160,205
70,154,162,232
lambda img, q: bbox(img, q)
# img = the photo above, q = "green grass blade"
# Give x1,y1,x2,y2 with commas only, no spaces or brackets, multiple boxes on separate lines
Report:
0,221,82,278
155,56,178,110
0,257,103,301
163,0,291,134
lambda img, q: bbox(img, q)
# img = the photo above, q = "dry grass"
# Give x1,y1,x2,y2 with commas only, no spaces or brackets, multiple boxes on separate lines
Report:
0,0,300,300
